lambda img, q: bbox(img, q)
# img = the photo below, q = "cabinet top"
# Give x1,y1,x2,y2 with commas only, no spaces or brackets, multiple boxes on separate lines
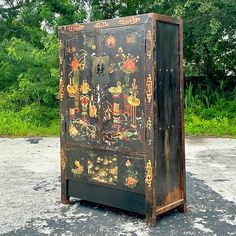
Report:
59,13,182,33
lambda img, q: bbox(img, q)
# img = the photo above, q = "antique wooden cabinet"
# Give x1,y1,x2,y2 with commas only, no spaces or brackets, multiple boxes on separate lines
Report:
59,13,186,225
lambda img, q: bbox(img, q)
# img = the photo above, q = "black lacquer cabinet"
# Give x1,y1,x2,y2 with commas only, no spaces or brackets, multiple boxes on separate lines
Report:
59,13,186,225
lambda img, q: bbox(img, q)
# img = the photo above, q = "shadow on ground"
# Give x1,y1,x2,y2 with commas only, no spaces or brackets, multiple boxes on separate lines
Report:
4,173,236,236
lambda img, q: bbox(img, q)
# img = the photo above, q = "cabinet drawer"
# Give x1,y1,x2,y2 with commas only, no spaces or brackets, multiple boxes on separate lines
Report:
65,148,145,194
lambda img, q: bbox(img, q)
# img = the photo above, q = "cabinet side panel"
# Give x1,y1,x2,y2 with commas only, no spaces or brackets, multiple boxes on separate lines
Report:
155,22,182,207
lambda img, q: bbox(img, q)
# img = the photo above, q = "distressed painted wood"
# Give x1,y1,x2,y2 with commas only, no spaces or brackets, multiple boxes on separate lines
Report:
59,13,186,225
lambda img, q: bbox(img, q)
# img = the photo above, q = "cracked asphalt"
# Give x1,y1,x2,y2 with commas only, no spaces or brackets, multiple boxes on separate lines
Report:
0,137,235,235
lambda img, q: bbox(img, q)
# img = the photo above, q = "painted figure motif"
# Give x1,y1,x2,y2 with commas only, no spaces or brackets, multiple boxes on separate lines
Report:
71,160,84,176
88,156,118,185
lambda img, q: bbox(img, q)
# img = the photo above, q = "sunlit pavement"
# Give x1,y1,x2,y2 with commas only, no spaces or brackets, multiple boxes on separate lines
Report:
0,137,235,235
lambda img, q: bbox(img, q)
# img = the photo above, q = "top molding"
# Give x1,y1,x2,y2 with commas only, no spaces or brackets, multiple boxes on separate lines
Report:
59,13,182,33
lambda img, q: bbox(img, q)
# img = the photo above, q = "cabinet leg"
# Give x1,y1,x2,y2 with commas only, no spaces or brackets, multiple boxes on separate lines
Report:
145,215,157,226
178,202,187,213
61,195,69,204
61,178,69,204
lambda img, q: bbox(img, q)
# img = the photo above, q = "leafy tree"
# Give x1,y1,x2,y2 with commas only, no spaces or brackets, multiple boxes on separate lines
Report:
91,0,236,85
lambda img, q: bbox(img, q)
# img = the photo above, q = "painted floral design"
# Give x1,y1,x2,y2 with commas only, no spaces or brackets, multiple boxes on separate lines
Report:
121,58,136,74
71,160,84,175
125,176,138,187
116,47,140,89
69,49,87,73
71,59,79,71
126,34,136,45
124,159,138,188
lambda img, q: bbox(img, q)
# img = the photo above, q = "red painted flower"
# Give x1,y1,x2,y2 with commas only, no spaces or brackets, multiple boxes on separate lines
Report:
71,59,79,71
80,97,89,106
126,35,136,45
121,58,136,73
126,176,136,187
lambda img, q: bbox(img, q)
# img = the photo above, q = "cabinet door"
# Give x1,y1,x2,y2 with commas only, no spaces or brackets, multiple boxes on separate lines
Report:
63,24,146,153
63,30,101,147
99,25,146,153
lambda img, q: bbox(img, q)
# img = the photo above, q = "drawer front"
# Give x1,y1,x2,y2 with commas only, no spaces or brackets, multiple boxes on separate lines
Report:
66,148,145,194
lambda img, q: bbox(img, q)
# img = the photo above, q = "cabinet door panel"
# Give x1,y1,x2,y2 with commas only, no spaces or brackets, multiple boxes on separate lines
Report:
99,25,146,153
63,30,101,147
63,25,146,154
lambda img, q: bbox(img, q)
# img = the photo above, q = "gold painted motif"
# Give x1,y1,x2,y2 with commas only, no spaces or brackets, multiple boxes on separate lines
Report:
108,81,122,97
106,35,116,48
60,78,64,101
145,160,152,188
59,40,63,64
60,149,66,171
69,124,79,137
59,40,63,49
118,16,140,25
89,95,97,118
146,117,152,145
71,160,84,175
146,30,152,60
127,78,140,128
146,73,152,102
113,103,121,125
67,77,78,97
69,108,76,120
88,156,118,185
94,21,109,28
66,25,85,31
79,80,91,94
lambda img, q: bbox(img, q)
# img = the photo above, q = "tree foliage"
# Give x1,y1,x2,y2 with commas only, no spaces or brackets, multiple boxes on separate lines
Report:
0,0,235,129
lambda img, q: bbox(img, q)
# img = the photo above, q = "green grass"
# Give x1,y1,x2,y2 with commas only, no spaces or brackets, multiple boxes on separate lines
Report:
185,113,236,138
184,99,236,138
0,110,59,137
0,100,235,138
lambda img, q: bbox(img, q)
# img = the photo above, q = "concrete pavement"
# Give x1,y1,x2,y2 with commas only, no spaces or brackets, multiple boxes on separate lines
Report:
0,137,235,235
